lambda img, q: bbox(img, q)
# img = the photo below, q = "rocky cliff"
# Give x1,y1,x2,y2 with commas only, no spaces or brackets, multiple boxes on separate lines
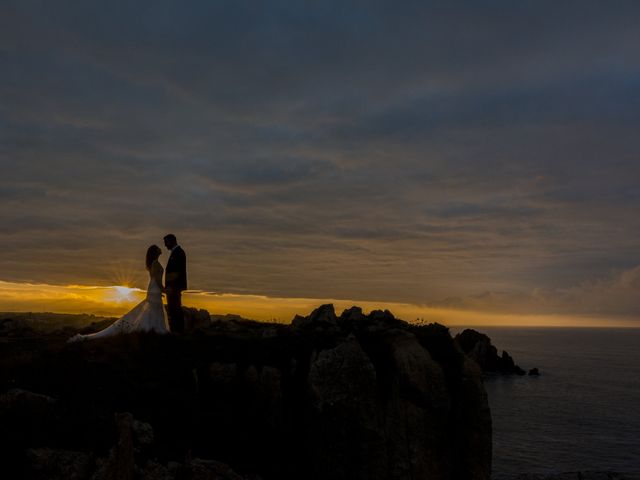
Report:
0,305,492,480
454,329,532,375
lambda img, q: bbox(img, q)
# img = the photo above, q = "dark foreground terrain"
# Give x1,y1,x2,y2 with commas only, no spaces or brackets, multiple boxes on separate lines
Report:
1,305,496,480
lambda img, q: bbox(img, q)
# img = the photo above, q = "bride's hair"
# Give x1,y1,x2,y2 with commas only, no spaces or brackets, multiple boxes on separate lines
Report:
145,245,162,271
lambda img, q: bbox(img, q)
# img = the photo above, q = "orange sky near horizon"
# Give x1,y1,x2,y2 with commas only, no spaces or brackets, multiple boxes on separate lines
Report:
0,279,637,328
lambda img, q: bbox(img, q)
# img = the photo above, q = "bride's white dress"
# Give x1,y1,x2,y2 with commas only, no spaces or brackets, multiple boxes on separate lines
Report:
68,262,170,342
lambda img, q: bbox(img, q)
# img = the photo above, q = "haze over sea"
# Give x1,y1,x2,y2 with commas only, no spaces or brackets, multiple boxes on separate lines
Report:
450,326,640,479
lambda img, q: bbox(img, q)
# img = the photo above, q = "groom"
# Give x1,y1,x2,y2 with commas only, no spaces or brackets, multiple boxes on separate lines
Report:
164,233,187,333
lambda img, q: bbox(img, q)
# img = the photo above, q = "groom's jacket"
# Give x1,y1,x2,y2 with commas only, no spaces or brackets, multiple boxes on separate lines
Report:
166,246,187,292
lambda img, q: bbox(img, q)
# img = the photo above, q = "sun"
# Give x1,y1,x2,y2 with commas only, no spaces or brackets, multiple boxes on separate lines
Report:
110,286,139,303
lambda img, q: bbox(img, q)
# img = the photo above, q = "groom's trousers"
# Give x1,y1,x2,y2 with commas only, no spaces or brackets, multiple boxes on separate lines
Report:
166,291,185,333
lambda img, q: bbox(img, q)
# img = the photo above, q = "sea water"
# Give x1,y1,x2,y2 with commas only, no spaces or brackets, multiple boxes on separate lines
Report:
451,327,640,478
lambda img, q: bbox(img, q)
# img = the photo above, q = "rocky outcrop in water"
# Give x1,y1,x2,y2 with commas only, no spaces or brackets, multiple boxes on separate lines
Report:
454,328,529,375
0,305,492,480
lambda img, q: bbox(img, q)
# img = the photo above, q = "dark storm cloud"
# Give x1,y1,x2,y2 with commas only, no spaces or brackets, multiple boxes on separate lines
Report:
1,1,640,317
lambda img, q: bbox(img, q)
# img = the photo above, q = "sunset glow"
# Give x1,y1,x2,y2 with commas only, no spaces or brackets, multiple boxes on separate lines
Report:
2,2,640,328
110,286,140,304
0,279,636,328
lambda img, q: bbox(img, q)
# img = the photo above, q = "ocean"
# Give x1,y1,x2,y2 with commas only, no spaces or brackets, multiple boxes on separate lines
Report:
451,327,640,478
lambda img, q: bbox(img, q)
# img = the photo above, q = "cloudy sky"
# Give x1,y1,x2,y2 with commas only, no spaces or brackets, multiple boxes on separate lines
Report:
1,1,639,323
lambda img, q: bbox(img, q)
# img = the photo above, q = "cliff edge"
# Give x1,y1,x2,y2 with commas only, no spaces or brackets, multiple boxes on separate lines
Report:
0,305,492,480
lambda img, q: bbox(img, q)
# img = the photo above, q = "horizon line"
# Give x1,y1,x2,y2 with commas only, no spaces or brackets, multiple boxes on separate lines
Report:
0,278,638,328
3,308,640,329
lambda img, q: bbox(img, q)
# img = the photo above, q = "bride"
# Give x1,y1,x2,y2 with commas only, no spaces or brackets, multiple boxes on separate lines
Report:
68,245,171,342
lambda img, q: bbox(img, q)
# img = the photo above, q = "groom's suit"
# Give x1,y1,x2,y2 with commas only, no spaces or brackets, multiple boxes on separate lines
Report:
165,245,187,333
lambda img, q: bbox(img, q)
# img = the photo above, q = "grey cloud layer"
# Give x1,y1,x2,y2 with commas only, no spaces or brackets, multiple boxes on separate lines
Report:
1,1,640,316
432,265,640,317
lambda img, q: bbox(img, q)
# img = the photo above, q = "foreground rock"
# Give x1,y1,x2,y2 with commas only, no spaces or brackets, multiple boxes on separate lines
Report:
1,304,492,480
509,472,639,479
20,412,255,480
454,329,531,375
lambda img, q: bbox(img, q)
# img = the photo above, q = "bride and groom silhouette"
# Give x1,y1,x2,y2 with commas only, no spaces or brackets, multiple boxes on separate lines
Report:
68,234,187,342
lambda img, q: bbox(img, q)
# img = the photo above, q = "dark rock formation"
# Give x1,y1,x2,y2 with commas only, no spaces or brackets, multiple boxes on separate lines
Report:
0,304,492,480
20,410,257,480
291,303,338,329
182,307,212,331
528,367,540,376
25,448,95,480
509,472,638,479
454,329,528,375
0,317,37,337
